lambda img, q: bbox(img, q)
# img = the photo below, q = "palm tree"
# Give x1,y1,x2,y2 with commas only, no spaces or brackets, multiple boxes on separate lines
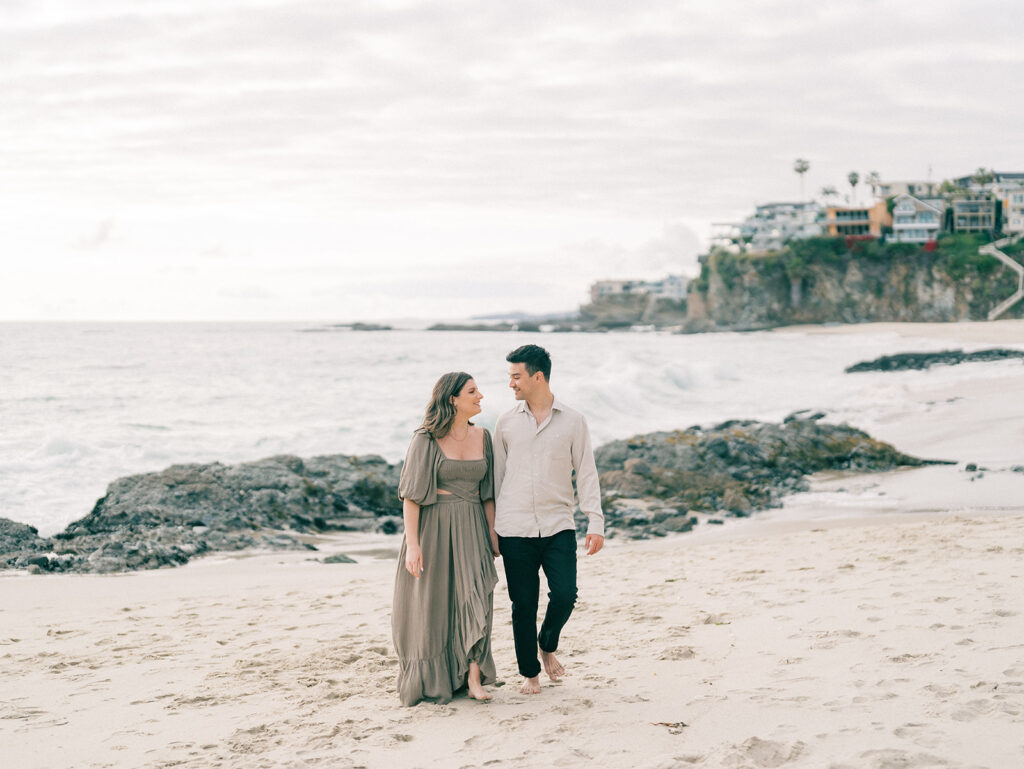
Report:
865,171,881,199
820,186,838,205
847,171,860,205
793,158,810,199
972,167,994,186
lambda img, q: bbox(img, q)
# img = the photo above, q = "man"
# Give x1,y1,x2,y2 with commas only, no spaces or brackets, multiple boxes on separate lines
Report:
492,344,604,695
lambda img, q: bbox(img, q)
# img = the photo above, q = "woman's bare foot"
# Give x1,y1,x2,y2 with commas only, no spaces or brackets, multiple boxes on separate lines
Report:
467,662,492,701
540,650,565,681
520,675,541,694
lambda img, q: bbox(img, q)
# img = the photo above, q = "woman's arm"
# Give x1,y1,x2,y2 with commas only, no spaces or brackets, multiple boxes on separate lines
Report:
484,498,499,557
403,498,424,577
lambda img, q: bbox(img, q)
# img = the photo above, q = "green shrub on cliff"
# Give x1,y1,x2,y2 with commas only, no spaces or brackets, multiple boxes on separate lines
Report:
935,233,997,280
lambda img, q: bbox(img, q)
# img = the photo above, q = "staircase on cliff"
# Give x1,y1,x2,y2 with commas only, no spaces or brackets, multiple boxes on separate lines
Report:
984,233,1024,320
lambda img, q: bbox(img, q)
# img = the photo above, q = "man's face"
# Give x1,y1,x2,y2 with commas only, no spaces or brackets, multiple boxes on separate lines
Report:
508,362,536,400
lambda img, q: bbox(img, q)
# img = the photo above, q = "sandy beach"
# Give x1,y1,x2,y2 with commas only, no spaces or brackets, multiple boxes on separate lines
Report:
4,320,1024,769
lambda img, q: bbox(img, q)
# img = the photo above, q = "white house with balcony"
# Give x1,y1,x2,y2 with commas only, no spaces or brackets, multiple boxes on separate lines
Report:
891,194,945,243
643,274,689,300
717,201,824,253
877,180,940,199
589,274,689,303
993,179,1024,234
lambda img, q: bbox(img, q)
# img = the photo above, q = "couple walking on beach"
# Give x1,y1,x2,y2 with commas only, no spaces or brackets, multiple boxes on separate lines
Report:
391,344,605,706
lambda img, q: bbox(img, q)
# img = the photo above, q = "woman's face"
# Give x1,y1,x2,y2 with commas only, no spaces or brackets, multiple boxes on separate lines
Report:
451,378,483,418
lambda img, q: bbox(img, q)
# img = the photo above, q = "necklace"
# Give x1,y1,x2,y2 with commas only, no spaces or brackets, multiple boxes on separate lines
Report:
448,425,470,441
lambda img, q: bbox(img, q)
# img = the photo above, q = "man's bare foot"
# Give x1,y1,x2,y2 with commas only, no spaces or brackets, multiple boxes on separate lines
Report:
467,662,492,702
540,650,565,681
520,676,541,694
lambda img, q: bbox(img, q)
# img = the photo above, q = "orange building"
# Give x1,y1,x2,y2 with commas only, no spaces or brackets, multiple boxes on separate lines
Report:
825,200,892,237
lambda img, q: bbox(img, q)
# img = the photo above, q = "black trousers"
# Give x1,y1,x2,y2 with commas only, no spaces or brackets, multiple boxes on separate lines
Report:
498,529,578,679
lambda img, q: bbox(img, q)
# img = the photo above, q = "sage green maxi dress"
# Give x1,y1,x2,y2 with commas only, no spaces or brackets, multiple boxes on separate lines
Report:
392,428,499,706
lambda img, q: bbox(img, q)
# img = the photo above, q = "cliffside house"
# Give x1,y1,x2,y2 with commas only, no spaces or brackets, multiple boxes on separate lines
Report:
589,275,688,303
952,170,1024,188
951,191,996,233
993,177,1024,234
643,274,689,300
877,180,941,198
825,200,892,238
1001,188,1024,234
712,201,823,253
590,279,639,302
891,195,946,243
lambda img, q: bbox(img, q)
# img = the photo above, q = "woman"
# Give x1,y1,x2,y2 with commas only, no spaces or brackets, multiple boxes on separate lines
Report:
392,371,500,706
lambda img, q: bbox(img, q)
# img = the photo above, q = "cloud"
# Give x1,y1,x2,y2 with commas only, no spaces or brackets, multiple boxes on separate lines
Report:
3,0,1023,320
217,285,277,300
72,218,116,250
4,0,1021,219
560,222,703,281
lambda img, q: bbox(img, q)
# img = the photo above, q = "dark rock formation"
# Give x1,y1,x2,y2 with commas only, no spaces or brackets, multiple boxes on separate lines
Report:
588,417,947,538
0,519,50,558
322,553,358,564
2,418,945,574
1,454,398,574
845,348,1024,373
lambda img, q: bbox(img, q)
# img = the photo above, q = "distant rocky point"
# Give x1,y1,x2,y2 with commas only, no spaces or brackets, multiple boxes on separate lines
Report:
427,321,535,332
299,322,393,332
1,418,945,573
845,348,1024,373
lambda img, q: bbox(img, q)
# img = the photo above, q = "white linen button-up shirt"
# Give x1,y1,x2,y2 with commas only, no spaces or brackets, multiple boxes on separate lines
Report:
493,396,604,538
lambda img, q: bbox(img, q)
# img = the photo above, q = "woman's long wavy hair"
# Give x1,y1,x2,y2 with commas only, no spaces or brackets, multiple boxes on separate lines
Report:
421,371,474,439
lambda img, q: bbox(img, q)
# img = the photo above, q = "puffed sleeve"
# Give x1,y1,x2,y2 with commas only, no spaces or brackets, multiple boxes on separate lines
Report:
479,428,494,502
398,429,438,506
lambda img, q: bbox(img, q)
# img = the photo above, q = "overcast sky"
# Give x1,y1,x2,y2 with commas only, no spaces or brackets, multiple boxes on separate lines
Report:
3,0,1022,321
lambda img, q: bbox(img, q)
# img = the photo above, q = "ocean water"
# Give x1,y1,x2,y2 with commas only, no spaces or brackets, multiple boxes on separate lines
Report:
2,322,1020,536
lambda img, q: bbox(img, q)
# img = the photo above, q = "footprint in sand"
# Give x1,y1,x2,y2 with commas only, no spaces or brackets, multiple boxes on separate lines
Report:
858,749,952,768
723,737,806,767
950,698,997,722
659,646,696,661
892,722,941,749
702,613,730,626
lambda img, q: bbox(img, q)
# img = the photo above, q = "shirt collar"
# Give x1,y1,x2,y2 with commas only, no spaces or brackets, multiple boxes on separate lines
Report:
514,395,563,414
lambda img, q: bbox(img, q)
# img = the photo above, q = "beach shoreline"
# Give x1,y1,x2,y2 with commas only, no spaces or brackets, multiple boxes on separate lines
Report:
3,508,1022,769
4,318,1024,767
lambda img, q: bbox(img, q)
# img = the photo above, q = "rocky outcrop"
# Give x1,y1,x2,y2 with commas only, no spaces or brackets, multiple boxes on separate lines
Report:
2,454,399,574
846,348,1024,373
686,235,1024,331
591,416,946,539
1,418,944,573
0,519,51,571
577,294,688,329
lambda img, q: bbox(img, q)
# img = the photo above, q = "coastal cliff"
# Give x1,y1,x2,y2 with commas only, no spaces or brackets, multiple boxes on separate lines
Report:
575,235,1023,331
685,234,1024,331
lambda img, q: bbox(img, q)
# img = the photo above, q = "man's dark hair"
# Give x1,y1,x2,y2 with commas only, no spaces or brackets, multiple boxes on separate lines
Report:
506,344,552,381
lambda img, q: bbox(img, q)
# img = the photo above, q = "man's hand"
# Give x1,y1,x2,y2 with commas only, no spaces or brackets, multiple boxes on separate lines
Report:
489,530,501,558
584,534,604,555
